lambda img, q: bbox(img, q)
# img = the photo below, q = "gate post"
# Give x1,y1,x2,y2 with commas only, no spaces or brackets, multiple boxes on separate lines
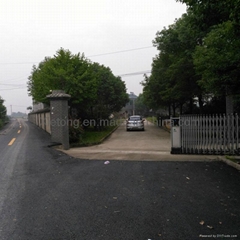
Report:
171,117,182,154
46,90,71,150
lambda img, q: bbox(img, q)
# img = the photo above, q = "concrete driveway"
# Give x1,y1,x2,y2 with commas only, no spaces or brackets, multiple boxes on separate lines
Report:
62,121,219,161
100,120,171,151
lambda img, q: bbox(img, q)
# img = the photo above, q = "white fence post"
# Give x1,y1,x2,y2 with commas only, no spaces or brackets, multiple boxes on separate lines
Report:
171,117,181,154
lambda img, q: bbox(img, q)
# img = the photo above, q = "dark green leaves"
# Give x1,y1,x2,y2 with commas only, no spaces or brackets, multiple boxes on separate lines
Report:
27,48,128,119
142,1,240,114
0,97,7,129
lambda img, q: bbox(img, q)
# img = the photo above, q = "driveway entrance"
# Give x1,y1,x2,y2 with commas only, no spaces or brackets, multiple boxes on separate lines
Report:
62,121,219,161
99,120,170,151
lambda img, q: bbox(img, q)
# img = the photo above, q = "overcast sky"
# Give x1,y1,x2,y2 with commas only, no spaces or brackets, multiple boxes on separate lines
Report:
0,0,186,115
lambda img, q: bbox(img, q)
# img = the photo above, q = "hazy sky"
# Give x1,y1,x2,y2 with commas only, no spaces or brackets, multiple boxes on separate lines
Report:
0,0,186,115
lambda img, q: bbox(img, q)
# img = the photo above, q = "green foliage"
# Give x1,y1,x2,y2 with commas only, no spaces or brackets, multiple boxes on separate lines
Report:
28,49,93,104
69,124,84,143
142,14,204,115
0,97,7,129
194,21,240,95
177,0,232,31
28,48,129,120
70,125,117,147
177,0,240,98
89,62,129,119
134,93,149,115
143,1,240,114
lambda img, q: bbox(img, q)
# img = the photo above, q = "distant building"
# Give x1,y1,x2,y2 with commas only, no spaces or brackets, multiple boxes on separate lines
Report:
32,102,48,112
129,92,138,100
122,92,138,116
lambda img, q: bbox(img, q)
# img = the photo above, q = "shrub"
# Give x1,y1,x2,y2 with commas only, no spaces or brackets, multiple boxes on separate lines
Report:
69,125,84,143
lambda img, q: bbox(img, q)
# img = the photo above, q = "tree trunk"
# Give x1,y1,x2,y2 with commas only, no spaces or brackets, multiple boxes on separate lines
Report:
198,95,204,114
189,98,193,114
179,103,183,115
172,103,176,117
168,104,171,118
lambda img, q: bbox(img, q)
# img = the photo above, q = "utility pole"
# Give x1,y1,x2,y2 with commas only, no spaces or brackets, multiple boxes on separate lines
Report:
10,105,12,116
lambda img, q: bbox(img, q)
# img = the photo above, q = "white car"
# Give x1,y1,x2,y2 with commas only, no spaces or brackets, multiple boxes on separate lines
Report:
126,115,145,131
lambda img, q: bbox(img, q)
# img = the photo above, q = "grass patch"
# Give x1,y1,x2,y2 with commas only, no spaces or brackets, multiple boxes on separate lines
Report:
0,119,3,130
225,155,240,164
146,116,158,124
70,125,118,147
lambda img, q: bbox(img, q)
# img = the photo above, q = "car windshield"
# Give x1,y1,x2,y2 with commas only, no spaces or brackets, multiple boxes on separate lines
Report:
129,116,141,121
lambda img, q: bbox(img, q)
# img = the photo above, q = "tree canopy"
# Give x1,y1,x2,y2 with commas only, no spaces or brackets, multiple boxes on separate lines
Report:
194,21,240,96
0,97,7,129
27,48,129,120
142,1,240,115
142,13,204,115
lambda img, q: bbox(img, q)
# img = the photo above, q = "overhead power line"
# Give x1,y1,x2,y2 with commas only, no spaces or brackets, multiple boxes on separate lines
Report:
0,46,154,65
11,105,29,108
0,61,38,65
0,83,26,87
0,86,27,91
0,47,154,87
0,70,152,91
119,70,151,77
87,46,154,58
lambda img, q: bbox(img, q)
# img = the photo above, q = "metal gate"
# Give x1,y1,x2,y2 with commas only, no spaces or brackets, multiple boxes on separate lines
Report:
174,114,240,155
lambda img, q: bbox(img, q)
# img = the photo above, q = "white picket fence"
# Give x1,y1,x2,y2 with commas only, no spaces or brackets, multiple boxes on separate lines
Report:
179,114,239,155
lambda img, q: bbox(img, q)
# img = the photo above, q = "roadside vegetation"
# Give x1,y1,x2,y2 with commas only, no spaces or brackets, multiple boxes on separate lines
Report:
27,49,129,142
146,116,157,124
70,125,118,147
142,0,240,116
0,97,7,129
69,116,125,146
225,155,240,165
27,48,129,121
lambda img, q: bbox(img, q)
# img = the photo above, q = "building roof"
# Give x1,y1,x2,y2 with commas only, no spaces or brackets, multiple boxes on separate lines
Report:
46,90,71,99
128,92,138,99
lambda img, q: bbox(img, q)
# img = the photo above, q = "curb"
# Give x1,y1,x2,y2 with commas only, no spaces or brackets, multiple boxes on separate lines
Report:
219,156,240,171
98,124,120,143
161,125,171,133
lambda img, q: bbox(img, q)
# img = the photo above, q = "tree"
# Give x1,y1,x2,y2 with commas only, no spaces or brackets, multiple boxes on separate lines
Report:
176,0,233,32
0,97,7,129
28,48,93,105
142,14,205,115
177,0,240,111
194,21,240,96
134,93,149,116
84,62,129,119
143,0,240,114
27,48,129,121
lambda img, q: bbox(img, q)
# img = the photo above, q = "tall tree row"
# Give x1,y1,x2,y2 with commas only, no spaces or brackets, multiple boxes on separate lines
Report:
142,0,240,115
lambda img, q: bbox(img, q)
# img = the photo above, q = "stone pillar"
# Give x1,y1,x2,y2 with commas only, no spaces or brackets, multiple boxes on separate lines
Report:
46,90,71,150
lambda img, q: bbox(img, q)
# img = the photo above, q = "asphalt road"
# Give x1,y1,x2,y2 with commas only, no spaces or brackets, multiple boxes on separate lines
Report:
0,120,239,240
